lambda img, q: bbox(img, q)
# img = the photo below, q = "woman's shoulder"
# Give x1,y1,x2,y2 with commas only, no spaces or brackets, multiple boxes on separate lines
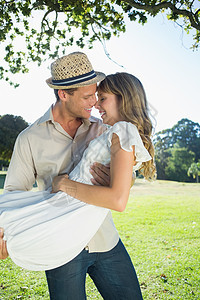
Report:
107,121,139,149
112,121,138,134
109,121,147,148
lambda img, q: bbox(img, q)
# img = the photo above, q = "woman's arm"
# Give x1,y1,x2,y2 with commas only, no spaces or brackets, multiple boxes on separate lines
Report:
52,134,135,212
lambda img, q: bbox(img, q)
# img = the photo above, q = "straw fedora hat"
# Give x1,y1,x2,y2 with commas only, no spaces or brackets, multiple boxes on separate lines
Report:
46,52,106,89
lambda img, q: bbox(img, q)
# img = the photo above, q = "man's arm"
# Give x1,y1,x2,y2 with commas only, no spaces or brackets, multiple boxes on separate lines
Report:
4,132,36,192
1,131,36,259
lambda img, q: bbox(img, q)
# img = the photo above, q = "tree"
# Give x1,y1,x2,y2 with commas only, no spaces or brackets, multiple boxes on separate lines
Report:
188,161,200,183
0,0,199,86
154,118,200,181
154,118,200,161
0,114,28,161
165,147,195,182
154,148,171,180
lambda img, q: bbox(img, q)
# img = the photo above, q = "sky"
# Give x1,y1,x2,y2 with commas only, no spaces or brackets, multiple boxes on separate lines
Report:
0,13,200,133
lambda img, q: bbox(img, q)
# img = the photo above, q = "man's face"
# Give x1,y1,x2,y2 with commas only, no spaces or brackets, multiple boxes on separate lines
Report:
64,84,97,119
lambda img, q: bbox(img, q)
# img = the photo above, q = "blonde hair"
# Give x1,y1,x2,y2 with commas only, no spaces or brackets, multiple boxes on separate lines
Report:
98,72,156,181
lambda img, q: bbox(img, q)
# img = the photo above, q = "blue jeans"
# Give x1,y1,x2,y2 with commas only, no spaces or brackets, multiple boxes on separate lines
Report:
45,239,143,299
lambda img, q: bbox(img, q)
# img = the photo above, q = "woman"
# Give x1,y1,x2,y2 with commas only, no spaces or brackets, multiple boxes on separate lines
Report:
0,73,156,273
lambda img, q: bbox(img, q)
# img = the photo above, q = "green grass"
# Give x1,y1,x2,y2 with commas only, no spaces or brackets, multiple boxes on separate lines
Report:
0,171,7,175
0,180,200,299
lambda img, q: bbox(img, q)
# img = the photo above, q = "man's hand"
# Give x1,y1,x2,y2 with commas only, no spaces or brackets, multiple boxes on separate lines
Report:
0,228,8,259
90,163,110,186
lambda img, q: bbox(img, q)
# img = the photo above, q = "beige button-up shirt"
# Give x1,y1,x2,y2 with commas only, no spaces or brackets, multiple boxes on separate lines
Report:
4,106,119,253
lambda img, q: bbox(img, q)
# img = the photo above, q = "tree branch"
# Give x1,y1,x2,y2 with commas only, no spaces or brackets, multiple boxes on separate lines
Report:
88,14,111,32
194,9,200,24
90,23,125,68
36,9,54,53
124,0,200,30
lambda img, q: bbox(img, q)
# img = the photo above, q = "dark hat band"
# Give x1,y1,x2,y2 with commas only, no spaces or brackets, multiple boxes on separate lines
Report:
52,70,97,86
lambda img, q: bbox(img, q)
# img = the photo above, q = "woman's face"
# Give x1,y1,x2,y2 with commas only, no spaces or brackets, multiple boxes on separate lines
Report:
95,91,122,126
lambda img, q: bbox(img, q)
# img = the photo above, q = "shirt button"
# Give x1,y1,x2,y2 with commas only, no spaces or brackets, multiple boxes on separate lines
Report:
85,246,89,251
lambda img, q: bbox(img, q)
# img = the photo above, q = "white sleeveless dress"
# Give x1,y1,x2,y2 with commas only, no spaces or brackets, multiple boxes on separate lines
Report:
0,122,151,271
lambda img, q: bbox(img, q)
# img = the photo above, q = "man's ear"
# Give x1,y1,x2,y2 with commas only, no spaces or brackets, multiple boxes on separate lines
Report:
58,90,69,102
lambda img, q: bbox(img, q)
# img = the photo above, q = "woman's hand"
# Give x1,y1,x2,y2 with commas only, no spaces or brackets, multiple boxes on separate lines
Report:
52,174,69,193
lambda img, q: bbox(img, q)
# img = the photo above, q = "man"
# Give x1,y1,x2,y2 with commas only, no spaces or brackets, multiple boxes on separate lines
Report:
0,52,142,299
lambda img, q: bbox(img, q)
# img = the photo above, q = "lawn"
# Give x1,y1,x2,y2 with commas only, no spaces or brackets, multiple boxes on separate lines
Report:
0,179,199,299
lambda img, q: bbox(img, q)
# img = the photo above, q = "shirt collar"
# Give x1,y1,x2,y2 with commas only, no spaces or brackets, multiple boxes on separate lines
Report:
37,105,98,127
37,106,53,125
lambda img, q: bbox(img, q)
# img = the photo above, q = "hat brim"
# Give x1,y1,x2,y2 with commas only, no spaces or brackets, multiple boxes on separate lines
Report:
46,71,105,89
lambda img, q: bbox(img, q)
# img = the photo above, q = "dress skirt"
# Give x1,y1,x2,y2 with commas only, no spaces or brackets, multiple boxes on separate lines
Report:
0,190,108,271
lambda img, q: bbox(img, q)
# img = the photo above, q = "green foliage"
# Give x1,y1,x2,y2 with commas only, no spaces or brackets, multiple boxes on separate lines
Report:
0,180,200,299
188,161,200,182
165,147,195,182
154,148,171,180
154,118,200,182
0,114,28,161
154,118,200,160
0,159,9,173
0,0,199,85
